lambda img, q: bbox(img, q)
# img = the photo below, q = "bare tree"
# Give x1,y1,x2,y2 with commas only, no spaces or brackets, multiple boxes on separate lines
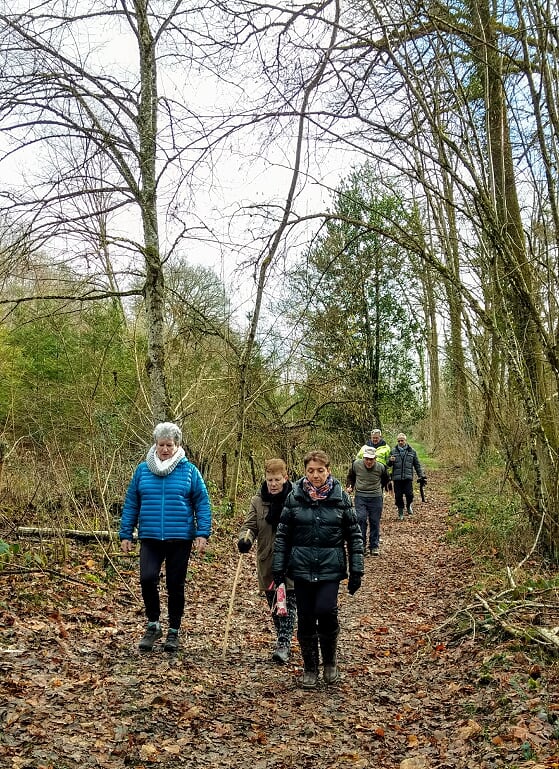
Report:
309,0,559,551
0,0,240,422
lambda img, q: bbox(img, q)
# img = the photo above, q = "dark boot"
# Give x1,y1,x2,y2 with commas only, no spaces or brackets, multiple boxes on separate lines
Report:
272,591,296,664
298,634,319,689
397,507,404,520
138,621,162,651
272,644,290,664
163,628,179,653
270,590,295,664
319,631,340,684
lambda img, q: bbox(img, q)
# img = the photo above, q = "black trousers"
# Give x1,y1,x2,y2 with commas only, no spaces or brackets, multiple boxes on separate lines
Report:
393,478,414,509
293,579,340,638
139,539,193,629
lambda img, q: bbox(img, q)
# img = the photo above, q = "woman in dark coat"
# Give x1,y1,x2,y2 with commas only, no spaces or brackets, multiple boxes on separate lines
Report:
272,450,364,689
237,458,296,664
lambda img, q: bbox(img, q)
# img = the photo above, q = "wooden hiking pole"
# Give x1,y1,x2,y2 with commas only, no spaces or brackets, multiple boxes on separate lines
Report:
222,553,244,659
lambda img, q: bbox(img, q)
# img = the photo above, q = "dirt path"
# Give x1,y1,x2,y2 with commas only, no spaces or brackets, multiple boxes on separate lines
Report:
1,469,558,769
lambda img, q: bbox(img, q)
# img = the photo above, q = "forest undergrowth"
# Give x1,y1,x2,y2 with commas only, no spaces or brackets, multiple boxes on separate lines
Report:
1,469,558,769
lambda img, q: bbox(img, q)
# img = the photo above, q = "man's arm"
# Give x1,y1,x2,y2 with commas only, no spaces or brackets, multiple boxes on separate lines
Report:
346,461,357,490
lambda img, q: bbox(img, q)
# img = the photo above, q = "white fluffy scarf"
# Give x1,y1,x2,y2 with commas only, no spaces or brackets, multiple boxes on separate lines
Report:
146,444,185,476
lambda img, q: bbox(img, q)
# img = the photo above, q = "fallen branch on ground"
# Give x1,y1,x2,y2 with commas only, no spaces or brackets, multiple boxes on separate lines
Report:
431,586,559,652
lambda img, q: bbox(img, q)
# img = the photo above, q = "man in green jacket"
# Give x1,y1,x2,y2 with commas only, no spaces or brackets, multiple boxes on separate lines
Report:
357,428,391,466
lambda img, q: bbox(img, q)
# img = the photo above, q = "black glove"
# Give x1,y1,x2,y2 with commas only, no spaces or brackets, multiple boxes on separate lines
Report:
386,480,393,492
272,573,286,588
237,536,252,553
347,574,362,595
419,476,427,486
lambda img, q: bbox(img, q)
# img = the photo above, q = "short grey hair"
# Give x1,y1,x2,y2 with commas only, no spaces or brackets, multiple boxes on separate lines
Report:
153,422,182,445
371,428,382,436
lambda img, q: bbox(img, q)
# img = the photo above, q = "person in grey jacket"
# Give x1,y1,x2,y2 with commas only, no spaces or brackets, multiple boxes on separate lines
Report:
272,450,364,689
388,433,426,519
120,422,212,653
237,458,295,665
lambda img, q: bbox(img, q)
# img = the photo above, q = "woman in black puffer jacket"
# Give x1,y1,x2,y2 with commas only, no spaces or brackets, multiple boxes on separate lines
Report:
272,450,364,689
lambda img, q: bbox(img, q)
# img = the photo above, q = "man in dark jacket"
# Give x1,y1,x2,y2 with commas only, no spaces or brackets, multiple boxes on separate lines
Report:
388,433,426,520
272,450,364,689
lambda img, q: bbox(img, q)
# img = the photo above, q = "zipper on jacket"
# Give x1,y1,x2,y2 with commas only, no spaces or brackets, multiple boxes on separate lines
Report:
160,475,166,540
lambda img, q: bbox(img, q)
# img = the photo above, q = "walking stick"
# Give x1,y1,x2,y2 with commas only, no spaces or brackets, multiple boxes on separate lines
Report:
222,553,244,659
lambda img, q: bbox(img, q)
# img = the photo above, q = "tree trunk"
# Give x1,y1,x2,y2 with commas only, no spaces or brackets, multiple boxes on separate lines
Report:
471,0,559,554
421,257,441,448
136,1,171,422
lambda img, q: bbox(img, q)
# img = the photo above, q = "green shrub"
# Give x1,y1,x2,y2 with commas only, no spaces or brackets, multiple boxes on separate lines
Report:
447,464,534,562
0,539,20,568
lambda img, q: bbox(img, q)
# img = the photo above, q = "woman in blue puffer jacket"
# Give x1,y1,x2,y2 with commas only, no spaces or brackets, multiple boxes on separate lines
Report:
119,422,211,653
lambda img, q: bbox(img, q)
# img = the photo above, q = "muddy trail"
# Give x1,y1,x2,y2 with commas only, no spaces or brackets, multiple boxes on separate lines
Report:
1,469,558,769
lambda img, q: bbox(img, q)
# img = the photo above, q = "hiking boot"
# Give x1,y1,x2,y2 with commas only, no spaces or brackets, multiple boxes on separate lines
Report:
164,628,179,653
301,670,318,689
397,508,404,520
319,630,340,685
370,547,380,556
407,505,414,516
299,634,319,689
272,644,290,665
138,622,162,651
323,664,340,684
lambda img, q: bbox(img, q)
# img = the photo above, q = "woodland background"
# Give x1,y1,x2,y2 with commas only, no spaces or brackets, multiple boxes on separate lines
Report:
0,2,558,562
1,5,559,768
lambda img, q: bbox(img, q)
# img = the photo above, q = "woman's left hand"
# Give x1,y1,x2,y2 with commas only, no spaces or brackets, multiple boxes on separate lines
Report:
194,536,208,555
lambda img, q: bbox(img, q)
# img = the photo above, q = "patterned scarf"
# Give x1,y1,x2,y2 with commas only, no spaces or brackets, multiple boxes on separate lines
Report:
146,444,185,477
302,474,334,500
262,480,292,531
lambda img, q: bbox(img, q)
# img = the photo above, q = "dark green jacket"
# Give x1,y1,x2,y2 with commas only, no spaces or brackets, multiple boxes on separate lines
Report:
272,477,364,583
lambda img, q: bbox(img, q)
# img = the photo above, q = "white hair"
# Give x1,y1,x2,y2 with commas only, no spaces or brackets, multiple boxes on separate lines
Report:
153,422,182,445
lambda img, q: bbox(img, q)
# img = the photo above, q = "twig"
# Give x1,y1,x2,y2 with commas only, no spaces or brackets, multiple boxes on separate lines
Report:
222,554,244,660
475,593,559,649
0,565,105,589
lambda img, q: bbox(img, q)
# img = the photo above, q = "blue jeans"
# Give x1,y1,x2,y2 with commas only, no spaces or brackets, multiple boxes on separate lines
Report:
354,494,383,551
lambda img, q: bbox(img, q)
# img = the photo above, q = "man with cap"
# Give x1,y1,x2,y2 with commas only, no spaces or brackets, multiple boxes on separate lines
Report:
346,445,391,556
